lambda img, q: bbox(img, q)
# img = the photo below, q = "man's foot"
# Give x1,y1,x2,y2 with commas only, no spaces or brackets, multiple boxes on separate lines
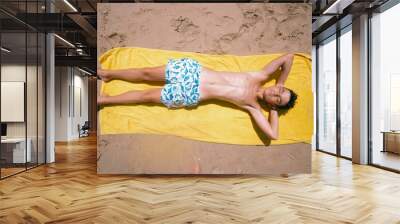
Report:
97,93,109,105
97,69,112,82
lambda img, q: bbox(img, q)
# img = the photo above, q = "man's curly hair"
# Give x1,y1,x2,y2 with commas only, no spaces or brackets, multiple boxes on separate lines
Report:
277,88,297,110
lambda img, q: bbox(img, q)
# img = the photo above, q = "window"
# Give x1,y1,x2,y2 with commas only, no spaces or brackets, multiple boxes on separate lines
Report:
317,35,337,154
370,3,400,171
339,26,352,158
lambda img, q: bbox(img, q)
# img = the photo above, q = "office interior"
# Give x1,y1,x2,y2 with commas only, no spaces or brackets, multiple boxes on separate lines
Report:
0,0,399,223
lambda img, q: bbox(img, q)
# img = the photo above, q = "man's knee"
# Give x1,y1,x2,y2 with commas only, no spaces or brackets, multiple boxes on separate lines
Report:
142,89,161,103
142,68,152,81
142,67,164,81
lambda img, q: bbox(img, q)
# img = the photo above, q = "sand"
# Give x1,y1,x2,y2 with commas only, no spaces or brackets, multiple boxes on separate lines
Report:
97,3,311,56
96,3,312,175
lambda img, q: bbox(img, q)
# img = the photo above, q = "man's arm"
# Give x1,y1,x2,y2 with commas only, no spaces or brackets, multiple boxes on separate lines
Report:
259,53,294,85
246,106,279,140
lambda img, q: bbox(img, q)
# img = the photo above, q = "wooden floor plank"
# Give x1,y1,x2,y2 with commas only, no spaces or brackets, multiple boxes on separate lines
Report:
0,135,400,223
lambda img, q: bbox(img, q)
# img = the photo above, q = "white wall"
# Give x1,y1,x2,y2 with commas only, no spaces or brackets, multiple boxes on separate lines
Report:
54,67,89,141
1,65,26,128
1,63,46,164
55,67,69,141
71,72,89,139
1,65,37,138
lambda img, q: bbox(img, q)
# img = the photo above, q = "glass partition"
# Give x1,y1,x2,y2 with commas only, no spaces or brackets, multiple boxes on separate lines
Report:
27,31,38,169
1,31,28,177
317,35,337,154
38,32,45,165
370,3,400,171
0,1,46,179
339,26,352,158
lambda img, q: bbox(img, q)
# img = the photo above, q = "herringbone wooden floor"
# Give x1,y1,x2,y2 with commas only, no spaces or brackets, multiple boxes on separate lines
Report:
1,135,400,224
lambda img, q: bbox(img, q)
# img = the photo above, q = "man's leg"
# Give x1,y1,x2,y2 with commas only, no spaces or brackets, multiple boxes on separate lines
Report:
98,88,162,105
98,65,166,82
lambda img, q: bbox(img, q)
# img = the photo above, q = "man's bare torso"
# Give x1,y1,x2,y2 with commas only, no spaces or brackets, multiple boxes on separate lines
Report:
199,67,263,109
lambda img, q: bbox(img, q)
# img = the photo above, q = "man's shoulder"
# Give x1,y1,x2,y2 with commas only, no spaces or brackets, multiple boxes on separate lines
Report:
241,102,262,112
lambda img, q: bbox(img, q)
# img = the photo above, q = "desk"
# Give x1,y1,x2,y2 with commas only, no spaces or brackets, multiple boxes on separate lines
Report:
1,138,31,163
381,131,400,154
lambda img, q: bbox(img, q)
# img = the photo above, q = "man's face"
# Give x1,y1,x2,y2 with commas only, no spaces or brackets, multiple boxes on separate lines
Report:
263,85,291,107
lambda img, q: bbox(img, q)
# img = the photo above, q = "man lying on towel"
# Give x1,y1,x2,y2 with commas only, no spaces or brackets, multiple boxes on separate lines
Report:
97,54,297,140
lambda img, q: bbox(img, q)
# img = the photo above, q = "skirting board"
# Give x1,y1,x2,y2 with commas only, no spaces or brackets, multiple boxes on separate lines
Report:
97,134,311,175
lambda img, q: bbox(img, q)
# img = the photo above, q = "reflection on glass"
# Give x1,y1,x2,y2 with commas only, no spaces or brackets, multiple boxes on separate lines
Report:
27,32,38,169
371,4,400,171
1,31,27,177
340,27,352,158
318,36,337,154
0,1,46,179
38,32,46,165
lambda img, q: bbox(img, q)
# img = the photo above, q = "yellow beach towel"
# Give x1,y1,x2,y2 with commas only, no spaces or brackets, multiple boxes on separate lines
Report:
99,47,313,145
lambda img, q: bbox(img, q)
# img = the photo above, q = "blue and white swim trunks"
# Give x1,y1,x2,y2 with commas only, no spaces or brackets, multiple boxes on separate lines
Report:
160,58,202,108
